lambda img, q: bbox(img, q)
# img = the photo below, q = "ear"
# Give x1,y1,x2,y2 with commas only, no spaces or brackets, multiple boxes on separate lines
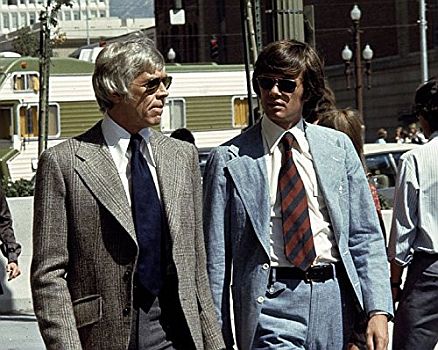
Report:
109,93,122,104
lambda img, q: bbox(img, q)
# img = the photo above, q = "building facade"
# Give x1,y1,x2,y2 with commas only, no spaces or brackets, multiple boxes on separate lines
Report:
0,0,110,35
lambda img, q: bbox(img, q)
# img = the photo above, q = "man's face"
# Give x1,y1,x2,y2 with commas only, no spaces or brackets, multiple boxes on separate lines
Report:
109,69,170,134
257,73,305,130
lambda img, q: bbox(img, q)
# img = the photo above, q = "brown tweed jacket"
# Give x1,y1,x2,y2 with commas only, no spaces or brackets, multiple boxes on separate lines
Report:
31,122,224,350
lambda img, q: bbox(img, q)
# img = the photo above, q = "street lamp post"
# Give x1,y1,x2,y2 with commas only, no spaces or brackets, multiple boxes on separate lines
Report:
167,48,176,63
341,4,373,122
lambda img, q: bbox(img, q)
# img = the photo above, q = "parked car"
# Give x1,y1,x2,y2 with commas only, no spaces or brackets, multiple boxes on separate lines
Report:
364,142,421,208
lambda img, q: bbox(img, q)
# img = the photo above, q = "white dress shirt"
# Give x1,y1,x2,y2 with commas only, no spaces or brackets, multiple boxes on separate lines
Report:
261,116,340,267
388,131,438,266
101,115,161,206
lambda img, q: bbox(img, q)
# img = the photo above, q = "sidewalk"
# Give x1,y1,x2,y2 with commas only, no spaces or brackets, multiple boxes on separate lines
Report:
0,314,45,350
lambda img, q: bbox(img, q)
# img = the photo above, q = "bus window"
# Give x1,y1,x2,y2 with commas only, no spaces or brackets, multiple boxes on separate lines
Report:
0,108,12,139
13,73,39,92
232,96,258,128
161,98,185,132
19,104,60,138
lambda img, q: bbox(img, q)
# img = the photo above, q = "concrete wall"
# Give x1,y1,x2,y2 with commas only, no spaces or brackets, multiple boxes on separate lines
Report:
0,197,33,314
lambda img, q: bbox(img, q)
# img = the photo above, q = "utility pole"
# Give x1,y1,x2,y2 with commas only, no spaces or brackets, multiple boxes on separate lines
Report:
38,0,51,157
419,0,429,83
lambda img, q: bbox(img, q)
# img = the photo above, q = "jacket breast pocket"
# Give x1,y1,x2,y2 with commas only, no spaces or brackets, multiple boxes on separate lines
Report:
72,294,103,329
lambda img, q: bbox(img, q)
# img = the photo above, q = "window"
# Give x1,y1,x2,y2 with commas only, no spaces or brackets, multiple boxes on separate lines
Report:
19,104,60,138
13,73,39,92
232,96,257,128
0,107,12,139
73,10,79,20
20,12,26,26
99,10,105,17
29,12,36,24
64,11,71,21
7,0,17,5
11,12,18,28
161,98,185,132
2,13,9,28
90,10,97,18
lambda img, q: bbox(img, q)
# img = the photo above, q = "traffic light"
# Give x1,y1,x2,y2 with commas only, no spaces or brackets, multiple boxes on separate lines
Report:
210,36,219,60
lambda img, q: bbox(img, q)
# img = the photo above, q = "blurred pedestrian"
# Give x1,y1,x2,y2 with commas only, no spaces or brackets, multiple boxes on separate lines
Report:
406,122,426,144
170,127,196,145
375,128,388,144
393,126,407,144
0,186,21,293
31,36,224,350
388,79,438,350
203,39,392,350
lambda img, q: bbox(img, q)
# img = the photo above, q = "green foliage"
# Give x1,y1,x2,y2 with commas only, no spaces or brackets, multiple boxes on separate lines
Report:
1,178,34,198
12,27,39,57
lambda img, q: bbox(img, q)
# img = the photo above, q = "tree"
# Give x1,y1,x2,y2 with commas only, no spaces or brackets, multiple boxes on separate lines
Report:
12,27,39,57
38,0,73,157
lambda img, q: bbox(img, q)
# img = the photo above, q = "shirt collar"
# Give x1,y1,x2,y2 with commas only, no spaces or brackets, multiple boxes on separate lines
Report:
261,115,310,156
101,114,154,165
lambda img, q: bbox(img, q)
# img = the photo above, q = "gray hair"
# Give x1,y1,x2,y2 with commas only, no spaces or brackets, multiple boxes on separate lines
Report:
92,35,165,112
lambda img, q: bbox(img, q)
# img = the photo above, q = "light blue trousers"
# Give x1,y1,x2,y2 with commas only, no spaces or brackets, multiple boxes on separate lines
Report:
253,268,356,350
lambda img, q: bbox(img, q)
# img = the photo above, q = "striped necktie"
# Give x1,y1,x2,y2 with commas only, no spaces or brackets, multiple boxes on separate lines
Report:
278,133,316,271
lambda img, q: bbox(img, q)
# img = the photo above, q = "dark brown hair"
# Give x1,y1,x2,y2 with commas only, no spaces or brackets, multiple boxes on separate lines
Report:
252,39,327,119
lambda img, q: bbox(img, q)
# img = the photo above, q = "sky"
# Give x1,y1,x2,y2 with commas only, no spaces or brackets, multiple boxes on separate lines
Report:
109,0,154,19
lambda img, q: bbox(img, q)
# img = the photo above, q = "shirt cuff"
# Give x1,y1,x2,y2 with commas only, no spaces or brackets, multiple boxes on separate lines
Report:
369,310,391,320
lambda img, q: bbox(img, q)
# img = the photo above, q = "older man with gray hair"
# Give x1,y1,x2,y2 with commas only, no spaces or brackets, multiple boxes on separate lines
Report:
31,36,224,350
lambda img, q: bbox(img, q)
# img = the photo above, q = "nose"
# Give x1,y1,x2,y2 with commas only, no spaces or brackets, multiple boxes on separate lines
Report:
157,82,169,97
269,82,281,96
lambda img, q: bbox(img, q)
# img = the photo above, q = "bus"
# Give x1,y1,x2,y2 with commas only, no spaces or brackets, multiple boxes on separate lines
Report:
0,57,254,181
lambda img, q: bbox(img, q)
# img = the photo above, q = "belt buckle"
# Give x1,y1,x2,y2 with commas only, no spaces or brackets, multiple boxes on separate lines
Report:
304,265,326,283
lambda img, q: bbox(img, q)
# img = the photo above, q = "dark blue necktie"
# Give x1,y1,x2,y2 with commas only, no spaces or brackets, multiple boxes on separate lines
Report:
130,134,163,296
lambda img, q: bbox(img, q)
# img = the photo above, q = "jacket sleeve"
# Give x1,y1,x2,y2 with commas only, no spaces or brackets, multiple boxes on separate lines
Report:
190,145,226,350
30,149,83,350
0,187,21,263
342,136,393,317
202,147,234,348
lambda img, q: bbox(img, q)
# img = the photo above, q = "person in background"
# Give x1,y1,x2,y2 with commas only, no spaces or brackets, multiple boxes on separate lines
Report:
0,186,21,294
170,127,196,146
203,39,392,350
31,36,224,350
394,126,407,144
406,122,426,144
375,128,388,144
388,79,438,350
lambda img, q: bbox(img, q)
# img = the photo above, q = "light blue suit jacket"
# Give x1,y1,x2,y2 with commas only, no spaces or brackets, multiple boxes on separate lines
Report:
203,120,393,349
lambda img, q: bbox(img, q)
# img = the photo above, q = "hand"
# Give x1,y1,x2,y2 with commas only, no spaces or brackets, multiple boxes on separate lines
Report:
6,262,21,281
366,314,389,350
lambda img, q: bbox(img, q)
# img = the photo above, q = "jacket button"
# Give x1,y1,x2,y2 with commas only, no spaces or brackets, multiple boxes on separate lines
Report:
257,296,265,304
262,263,269,270
123,307,130,316
123,270,131,282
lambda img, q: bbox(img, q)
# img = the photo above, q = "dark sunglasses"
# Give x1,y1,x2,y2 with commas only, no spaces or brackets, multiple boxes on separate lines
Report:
140,76,172,94
257,76,297,93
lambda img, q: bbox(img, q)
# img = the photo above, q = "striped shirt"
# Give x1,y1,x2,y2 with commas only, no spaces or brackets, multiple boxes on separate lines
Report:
388,131,438,266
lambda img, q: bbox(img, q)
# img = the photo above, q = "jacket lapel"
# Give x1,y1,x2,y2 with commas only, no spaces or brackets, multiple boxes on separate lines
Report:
149,130,180,243
305,123,346,243
74,124,136,241
226,124,271,255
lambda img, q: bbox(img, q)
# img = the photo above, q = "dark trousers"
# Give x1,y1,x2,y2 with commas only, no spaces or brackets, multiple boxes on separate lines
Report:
393,252,438,350
128,275,195,350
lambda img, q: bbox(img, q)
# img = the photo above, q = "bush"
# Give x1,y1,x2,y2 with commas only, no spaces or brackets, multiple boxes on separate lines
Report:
1,178,35,197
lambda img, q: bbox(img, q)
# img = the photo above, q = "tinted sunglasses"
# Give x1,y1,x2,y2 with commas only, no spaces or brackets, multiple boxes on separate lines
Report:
257,76,297,93
140,76,173,94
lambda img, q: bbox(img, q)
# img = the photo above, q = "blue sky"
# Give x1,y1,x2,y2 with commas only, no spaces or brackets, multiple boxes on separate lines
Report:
109,0,154,19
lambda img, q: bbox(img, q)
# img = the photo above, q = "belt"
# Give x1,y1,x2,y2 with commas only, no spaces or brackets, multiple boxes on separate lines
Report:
269,264,337,283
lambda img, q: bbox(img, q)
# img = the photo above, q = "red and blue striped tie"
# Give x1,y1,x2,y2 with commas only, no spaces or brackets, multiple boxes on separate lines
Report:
278,133,316,271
